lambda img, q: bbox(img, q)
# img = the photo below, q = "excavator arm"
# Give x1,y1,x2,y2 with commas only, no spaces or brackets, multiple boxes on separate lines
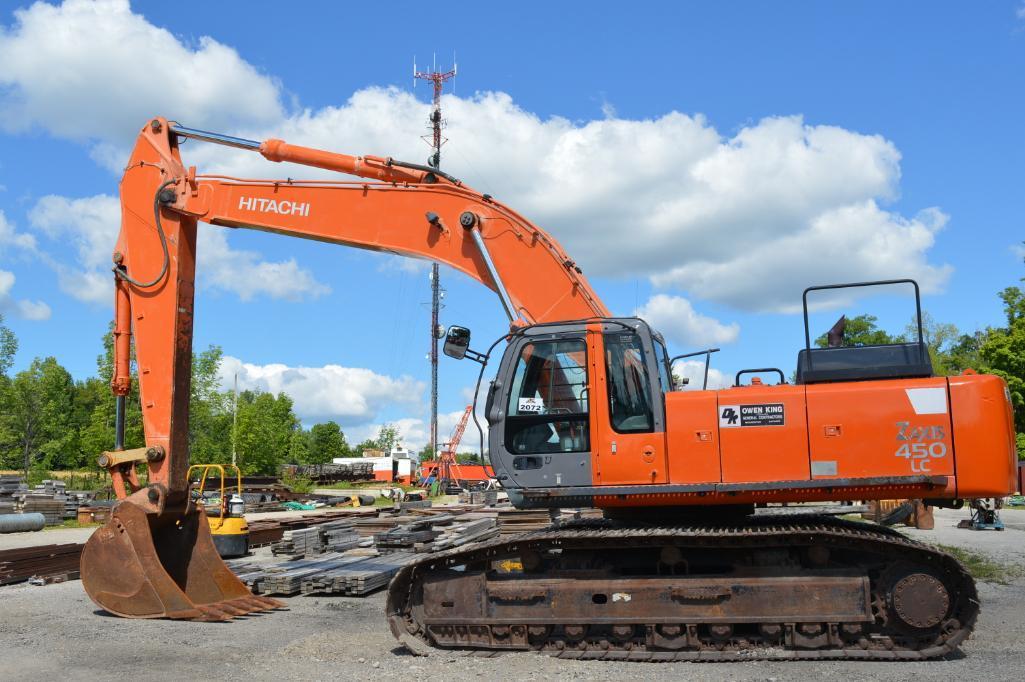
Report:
83,116,607,621
112,117,607,497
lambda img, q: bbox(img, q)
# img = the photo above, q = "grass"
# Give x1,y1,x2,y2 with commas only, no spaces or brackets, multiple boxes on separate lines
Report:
936,544,1024,585
321,481,423,492
45,519,103,530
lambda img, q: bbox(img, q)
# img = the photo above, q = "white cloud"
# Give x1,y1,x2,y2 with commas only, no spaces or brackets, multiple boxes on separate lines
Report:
27,193,328,303
652,203,952,313
0,1,952,316
0,0,281,146
0,209,37,252
199,227,330,302
0,269,51,320
634,294,739,347
219,355,424,427
351,409,483,455
671,359,731,391
190,91,951,314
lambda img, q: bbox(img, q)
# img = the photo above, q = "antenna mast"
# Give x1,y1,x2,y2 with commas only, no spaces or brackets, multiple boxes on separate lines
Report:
414,56,456,461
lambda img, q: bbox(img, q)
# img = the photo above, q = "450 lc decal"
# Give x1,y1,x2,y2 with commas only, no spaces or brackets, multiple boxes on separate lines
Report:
894,421,947,473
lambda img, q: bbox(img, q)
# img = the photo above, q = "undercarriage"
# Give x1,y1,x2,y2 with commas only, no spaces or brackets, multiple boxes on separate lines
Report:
386,515,976,661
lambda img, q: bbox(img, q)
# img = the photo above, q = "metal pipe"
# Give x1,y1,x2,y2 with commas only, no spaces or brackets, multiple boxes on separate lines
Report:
466,225,518,323
169,124,261,151
114,395,126,451
0,513,45,533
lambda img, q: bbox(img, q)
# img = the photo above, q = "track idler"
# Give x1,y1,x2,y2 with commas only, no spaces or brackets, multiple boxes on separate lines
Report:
81,485,282,621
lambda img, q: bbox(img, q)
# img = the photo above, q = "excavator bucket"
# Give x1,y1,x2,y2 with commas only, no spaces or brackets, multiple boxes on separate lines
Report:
81,490,283,621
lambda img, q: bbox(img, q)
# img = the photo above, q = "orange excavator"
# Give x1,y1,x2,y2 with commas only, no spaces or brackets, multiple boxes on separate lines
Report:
81,117,1018,660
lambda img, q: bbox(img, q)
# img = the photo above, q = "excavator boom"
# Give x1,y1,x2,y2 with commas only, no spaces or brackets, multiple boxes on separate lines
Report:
83,117,606,621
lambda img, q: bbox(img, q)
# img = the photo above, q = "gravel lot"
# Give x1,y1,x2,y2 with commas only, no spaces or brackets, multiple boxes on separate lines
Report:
2,508,1023,681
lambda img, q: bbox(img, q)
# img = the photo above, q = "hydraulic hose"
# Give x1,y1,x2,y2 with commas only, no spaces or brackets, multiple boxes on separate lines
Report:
114,180,175,288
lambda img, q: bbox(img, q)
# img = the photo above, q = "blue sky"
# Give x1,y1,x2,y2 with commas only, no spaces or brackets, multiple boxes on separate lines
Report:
0,1,1022,449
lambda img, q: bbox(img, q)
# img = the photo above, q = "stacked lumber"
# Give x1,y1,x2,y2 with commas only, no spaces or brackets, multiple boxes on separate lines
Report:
300,552,416,596
248,507,377,547
0,543,82,585
22,497,65,525
428,516,499,551
374,525,439,553
271,527,323,557
321,520,361,552
269,519,364,557
458,490,499,506
246,552,358,596
0,475,26,514
281,460,375,484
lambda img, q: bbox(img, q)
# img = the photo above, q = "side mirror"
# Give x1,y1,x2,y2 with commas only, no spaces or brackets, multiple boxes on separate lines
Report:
443,326,471,360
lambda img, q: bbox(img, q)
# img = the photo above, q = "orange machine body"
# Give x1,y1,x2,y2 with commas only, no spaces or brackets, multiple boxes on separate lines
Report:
107,118,1017,512
84,116,1017,625
598,366,1016,508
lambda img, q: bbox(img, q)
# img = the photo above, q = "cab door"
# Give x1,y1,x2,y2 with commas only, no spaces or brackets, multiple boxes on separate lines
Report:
589,324,668,486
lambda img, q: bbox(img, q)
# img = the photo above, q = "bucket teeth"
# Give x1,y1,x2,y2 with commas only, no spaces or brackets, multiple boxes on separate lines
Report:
250,595,286,610
81,491,281,623
213,601,250,617
194,604,235,622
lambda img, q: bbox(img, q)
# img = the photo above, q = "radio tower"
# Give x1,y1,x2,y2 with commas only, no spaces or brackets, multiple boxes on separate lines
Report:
414,56,456,460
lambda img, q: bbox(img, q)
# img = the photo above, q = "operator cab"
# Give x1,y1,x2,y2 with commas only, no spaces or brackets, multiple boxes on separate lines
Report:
444,319,672,493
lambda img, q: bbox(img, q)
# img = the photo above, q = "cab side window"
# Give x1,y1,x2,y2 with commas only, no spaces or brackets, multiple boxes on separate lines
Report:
604,331,654,433
653,338,672,393
505,339,590,454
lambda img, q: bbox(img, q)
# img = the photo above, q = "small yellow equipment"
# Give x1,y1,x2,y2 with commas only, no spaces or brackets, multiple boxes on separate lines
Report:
188,464,249,558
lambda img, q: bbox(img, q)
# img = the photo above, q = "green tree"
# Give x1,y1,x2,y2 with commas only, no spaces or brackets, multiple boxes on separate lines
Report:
904,311,961,375
2,357,77,475
0,313,16,377
0,315,17,463
980,286,1025,458
288,428,310,463
355,423,400,455
79,324,144,463
234,390,300,474
814,314,901,348
189,346,231,464
308,421,349,464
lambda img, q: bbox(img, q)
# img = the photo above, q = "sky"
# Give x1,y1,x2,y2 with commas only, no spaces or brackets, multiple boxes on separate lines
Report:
0,1,1022,452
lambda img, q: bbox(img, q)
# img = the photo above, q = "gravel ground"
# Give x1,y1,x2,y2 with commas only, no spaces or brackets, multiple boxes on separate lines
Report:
1,508,1023,681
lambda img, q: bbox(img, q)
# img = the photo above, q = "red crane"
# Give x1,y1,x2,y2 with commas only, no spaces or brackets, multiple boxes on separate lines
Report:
438,405,472,486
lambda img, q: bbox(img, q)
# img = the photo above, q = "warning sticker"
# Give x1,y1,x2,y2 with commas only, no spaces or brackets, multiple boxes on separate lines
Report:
719,403,785,428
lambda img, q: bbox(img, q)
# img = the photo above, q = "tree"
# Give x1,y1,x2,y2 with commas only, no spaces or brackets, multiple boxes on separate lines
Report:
904,311,961,375
189,346,231,464
2,357,77,476
233,390,300,474
288,428,310,463
980,286,1025,458
308,421,349,464
355,423,400,455
814,314,901,348
376,424,400,452
79,324,144,463
0,313,16,377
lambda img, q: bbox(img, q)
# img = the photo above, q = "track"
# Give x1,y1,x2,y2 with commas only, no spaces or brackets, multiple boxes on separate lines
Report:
386,515,977,661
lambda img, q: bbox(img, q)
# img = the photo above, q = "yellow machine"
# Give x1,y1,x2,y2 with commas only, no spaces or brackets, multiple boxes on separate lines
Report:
188,464,249,558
